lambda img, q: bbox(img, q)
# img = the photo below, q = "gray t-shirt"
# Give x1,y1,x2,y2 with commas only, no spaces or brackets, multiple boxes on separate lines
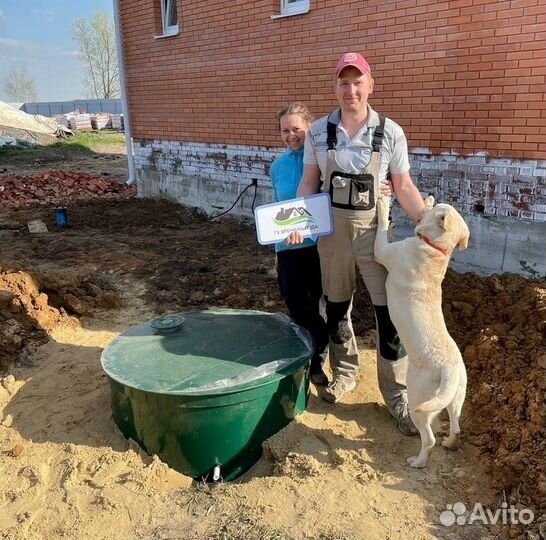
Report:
303,105,410,183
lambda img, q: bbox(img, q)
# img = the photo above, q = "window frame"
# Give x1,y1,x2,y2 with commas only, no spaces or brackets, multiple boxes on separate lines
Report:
160,0,179,37
280,0,309,17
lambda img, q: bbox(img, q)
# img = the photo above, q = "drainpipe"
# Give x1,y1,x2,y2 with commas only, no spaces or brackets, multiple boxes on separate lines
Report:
113,0,136,186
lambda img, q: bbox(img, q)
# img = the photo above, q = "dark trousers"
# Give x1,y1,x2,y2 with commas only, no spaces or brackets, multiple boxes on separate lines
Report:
277,245,328,366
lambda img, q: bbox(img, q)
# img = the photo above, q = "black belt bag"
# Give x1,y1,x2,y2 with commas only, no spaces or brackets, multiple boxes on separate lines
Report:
329,171,375,211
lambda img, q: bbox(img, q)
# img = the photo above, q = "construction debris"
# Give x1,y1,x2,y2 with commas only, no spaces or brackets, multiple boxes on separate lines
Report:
27,220,48,233
0,101,60,135
0,136,16,147
0,100,72,146
0,170,136,209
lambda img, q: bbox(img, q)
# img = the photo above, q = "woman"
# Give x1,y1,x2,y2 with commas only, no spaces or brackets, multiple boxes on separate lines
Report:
270,102,329,385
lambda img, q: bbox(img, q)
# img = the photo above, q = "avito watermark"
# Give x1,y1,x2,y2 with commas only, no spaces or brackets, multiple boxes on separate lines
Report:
440,502,534,527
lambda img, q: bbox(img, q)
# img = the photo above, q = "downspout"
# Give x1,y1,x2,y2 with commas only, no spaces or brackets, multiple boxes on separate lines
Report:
113,0,136,185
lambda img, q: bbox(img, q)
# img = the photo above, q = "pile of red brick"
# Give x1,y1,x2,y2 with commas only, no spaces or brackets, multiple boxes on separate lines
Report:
0,170,136,209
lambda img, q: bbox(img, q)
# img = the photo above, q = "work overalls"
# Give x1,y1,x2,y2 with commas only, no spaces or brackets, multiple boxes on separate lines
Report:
318,111,410,417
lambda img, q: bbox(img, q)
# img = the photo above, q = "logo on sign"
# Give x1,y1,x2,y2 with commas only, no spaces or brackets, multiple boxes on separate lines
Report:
273,206,316,228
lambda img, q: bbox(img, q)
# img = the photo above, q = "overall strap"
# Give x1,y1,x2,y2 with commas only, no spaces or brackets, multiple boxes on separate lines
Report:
326,112,338,151
327,111,386,152
372,114,386,152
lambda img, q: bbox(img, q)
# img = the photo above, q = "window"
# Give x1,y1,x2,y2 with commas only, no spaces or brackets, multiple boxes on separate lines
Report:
281,0,309,16
161,0,178,36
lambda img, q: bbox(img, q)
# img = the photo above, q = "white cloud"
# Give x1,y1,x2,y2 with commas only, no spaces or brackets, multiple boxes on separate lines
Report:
31,8,54,21
0,37,78,60
61,50,80,58
0,10,6,21
0,38,86,101
0,38,17,47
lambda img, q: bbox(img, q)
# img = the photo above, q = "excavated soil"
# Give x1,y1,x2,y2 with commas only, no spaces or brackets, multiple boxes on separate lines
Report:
0,182,544,539
443,272,545,516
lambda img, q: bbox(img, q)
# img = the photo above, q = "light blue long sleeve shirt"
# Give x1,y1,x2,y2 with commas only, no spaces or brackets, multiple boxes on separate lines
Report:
270,147,316,253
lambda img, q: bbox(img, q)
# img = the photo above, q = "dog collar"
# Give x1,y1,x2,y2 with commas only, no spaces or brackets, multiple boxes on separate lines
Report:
418,234,448,256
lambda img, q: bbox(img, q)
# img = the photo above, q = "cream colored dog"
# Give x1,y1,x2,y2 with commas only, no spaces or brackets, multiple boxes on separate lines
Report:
374,195,469,468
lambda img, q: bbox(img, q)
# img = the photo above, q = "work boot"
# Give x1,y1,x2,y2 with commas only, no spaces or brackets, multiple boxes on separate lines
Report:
320,377,356,403
392,399,418,436
310,361,329,386
377,356,418,436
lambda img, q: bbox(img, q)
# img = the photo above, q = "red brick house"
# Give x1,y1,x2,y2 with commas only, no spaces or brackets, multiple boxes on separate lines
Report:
116,0,546,276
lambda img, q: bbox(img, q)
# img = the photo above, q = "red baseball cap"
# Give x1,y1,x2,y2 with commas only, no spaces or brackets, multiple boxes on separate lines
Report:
335,52,371,77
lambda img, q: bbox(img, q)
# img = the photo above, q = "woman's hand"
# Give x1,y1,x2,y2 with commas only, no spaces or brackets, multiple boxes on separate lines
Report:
379,179,393,197
285,231,304,245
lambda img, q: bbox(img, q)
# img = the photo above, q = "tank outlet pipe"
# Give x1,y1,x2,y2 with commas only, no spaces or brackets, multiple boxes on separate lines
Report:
113,0,136,186
212,465,221,482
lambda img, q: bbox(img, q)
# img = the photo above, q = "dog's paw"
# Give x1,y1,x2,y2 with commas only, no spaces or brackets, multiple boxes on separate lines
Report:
442,434,459,450
407,456,427,468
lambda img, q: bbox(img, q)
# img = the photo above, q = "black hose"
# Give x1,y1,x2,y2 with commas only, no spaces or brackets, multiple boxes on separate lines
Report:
209,182,258,221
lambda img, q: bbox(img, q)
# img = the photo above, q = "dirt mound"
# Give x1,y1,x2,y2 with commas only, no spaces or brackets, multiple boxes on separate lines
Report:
0,270,65,370
0,170,136,209
39,271,121,316
443,271,545,518
0,267,121,370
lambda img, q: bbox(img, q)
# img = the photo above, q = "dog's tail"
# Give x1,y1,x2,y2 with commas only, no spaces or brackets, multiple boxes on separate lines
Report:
414,364,459,413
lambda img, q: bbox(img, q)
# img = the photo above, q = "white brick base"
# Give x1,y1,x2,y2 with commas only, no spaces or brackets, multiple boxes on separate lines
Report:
134,139,546,277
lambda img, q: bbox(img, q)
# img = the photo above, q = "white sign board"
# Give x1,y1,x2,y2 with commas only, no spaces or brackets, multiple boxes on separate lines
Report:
254,193,333,246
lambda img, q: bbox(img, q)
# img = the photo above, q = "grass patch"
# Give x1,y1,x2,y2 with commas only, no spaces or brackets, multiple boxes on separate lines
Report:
0,130,126,169
54,130,125,151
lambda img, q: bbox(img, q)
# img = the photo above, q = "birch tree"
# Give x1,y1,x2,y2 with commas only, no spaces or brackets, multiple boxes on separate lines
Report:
72,11,120,99
3,68,38,102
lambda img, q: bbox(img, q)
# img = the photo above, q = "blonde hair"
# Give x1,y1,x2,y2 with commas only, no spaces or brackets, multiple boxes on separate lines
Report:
276,102,314,130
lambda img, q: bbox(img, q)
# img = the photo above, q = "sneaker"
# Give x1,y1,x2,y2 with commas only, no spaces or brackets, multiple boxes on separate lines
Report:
320,378,356,403
391,400,419,436
310,363,329,386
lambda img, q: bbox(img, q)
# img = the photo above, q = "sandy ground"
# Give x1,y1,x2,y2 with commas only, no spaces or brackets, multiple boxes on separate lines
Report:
0,147,544,539
0,300,495,540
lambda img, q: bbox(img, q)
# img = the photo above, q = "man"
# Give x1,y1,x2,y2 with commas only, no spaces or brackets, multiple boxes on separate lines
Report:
288,52,425,435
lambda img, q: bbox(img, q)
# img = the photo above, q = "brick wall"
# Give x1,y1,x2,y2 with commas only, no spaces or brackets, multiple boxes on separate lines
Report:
121,1,546,276
120,0,546,159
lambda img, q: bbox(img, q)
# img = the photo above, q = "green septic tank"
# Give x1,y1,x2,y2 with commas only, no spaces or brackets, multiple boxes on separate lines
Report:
101,309,312,481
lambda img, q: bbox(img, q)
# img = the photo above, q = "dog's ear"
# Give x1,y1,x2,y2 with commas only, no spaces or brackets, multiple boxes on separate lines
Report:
435,208,452,230
457,223,470,250
424,195,435,208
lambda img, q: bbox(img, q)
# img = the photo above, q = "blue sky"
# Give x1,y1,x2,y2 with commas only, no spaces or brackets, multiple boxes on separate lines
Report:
0,0,115,103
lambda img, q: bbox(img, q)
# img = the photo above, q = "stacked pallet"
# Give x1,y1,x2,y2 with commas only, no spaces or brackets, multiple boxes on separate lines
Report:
69,114,93,131
112,114,124,131
90,113,112,130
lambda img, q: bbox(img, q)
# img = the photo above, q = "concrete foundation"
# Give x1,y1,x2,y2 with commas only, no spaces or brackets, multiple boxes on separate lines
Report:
135,139,546,278
392,209,545,278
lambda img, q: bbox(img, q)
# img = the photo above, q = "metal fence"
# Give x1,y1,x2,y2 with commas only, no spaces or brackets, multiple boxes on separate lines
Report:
21,99,123,117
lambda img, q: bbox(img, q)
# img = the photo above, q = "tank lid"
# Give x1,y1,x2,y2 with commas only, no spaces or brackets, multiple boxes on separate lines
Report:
101,309,313,395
